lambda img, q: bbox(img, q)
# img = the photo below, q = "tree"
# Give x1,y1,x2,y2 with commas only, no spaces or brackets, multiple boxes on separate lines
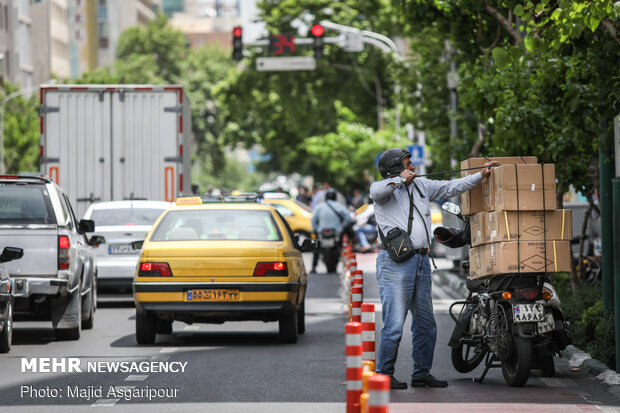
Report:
1,82,40,173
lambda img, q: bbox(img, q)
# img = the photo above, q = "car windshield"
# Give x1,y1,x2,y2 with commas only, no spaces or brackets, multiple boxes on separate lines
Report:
0,185,57,225
90,207,166,226
150,209,283,241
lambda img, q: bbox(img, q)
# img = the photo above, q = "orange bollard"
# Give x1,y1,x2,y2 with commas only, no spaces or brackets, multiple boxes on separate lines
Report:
368,374,390,413
360,369,375,413
351,283,363,323
361,303,376,363
346,322,363,413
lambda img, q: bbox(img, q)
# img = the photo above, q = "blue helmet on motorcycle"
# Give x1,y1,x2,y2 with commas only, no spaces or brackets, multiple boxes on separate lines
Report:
377,148,412,179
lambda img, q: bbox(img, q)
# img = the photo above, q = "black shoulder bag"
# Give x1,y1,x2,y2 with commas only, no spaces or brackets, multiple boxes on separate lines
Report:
377,187,416,263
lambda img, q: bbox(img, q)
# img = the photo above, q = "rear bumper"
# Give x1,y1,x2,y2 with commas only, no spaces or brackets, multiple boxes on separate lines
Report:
11,277,68,298
133,281,300,323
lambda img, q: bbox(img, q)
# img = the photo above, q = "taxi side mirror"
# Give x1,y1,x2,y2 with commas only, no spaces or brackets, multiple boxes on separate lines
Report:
300,238,319,252
131,240,144,250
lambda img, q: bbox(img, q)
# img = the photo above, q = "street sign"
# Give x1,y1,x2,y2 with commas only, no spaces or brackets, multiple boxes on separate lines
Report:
407,145,424,166
256,56,316,72
342,32,364,52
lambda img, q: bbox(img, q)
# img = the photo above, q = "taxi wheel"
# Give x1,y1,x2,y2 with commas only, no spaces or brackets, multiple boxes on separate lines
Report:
156,319,173,335
136,310,156,344
279,307,298,344
297,301,305,335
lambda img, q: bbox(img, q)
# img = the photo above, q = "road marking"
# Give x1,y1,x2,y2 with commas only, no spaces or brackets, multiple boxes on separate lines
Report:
184,325,200,330
538,377,568,387
150,355,170,361
125,374,148,381
160,347,179,353
91,398,120,407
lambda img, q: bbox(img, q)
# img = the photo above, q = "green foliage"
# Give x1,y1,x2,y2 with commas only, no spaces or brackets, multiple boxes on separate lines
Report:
1,82,40,173
553,273,615,367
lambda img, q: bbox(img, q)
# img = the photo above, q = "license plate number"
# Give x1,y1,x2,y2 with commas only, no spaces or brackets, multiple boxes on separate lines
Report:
186,289,240,302
321,238,336,248
513,303,544,322
108,244,135,255
537,312,555,334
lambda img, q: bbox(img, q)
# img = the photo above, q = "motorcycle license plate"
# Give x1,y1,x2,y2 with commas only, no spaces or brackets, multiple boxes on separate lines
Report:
321,238,336,248
537,313,555,334
513,303,544,323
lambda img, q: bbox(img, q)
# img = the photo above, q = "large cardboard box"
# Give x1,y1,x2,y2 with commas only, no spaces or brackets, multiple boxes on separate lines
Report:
468,240,571,279
461,157,537,216
470,209,572,247
482,164,556,212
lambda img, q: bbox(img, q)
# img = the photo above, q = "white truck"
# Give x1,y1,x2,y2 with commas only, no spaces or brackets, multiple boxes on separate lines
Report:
39,84,192,218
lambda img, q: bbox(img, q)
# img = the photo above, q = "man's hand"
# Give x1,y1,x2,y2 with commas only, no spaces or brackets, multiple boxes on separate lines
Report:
481,161,500,178
400,169,417,184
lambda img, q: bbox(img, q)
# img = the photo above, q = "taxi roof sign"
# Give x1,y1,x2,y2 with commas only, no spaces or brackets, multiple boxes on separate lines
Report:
176,196,203,206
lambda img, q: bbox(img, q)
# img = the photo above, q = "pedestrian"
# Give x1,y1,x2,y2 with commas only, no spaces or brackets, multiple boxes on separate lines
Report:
370,148,496,389
311,189,352,273
296,185,311,205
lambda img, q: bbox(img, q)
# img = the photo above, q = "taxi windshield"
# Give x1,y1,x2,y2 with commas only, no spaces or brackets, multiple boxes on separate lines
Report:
150,209,283,241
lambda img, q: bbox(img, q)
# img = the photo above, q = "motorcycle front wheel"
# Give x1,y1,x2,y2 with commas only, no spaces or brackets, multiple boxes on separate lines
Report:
501,336,532,387
451,342,487,373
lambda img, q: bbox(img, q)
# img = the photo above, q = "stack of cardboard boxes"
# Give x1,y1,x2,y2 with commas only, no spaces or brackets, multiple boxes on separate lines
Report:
461,157,572,280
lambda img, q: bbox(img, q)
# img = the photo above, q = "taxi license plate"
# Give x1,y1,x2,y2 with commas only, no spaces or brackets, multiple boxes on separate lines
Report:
108,244,135,255
186,289,240,302
513,303,544,323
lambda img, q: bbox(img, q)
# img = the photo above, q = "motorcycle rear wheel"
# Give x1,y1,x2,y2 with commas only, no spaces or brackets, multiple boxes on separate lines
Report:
451,343,487,373
501,336,532,387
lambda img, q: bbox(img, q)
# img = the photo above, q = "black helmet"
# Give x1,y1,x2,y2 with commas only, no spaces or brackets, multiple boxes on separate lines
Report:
325,189,337,201
377,148,411,178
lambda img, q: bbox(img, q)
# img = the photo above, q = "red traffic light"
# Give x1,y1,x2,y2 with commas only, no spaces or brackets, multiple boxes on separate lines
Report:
311,24,324,37
233,26,242,38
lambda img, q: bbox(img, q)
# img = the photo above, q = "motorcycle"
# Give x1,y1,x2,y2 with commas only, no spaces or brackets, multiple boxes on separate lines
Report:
318,228,341,273
434,202,572,387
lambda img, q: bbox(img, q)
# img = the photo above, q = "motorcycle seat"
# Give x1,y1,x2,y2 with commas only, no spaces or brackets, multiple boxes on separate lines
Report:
466,278,486,293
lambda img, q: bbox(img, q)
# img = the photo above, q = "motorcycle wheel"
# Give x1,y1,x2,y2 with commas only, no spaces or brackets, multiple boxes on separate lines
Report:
323,249,340,273
451,343,487,373
501,336,533,387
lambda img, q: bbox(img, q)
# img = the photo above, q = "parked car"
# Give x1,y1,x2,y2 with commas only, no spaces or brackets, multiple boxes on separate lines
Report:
82,200,172,291
263,198,313,238
0,175,99,340
132,196,316,345
0,247,23,353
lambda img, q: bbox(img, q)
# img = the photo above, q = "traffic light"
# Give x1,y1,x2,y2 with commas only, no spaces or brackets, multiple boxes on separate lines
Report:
311,24,324,59
232,26,242,61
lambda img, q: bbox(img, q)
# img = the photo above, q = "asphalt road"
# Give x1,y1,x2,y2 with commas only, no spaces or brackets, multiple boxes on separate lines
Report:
0,252,618,413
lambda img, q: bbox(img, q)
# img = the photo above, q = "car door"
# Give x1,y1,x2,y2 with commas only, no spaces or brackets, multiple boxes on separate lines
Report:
273,211,307,306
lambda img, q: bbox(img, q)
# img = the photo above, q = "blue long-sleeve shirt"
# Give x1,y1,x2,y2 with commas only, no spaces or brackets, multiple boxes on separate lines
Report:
311,200,352,235
370,174,483,249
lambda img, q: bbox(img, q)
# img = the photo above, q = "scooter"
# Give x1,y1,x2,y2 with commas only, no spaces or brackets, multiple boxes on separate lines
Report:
434,202,572,387
318,228,342,273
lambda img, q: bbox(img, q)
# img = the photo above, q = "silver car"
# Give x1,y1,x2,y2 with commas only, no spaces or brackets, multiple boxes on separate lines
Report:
82,200,172,291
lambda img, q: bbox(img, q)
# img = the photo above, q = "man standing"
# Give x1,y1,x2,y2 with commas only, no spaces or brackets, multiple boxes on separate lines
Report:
370,148,496,389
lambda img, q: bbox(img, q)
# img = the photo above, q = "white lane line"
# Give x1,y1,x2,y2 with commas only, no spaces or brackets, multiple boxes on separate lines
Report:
160,347,179,353
183,325,200,330
91,398,120,407
150,355,170,362
125,374,148,381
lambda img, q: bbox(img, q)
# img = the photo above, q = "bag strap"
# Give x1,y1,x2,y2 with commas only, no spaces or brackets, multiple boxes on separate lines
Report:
377,185,414,245
325,201,345,223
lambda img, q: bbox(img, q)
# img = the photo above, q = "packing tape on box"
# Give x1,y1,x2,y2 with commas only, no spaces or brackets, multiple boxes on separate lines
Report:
553,240,557,272
561,210,565,240
504,211,511,242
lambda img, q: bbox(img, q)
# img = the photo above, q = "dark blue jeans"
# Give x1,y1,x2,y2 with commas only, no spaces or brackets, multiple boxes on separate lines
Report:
375,249,436,379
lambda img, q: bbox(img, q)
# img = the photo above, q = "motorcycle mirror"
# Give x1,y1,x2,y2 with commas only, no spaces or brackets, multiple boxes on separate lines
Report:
441,202,461,216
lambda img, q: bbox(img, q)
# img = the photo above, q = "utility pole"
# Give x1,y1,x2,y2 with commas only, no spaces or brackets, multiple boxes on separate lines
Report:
446,41,458,169
613,114,620,372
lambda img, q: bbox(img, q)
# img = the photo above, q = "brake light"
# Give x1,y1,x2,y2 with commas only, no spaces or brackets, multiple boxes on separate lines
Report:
253,262,288,276
139,262,172,277
58,235,70,269
517,289,539,300
0,175,20,179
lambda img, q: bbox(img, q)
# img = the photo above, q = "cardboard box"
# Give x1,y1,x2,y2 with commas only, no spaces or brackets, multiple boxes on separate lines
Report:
461,157,538,216
470,209,572,247
468,240,571,279
482,163,556,212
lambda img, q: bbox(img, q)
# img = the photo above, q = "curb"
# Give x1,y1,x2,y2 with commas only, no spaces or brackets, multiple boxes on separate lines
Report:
435,269,620,386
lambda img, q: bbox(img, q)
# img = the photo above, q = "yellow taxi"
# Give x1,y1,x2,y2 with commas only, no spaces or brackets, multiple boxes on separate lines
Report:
263,198,313,237
132,196,315,344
